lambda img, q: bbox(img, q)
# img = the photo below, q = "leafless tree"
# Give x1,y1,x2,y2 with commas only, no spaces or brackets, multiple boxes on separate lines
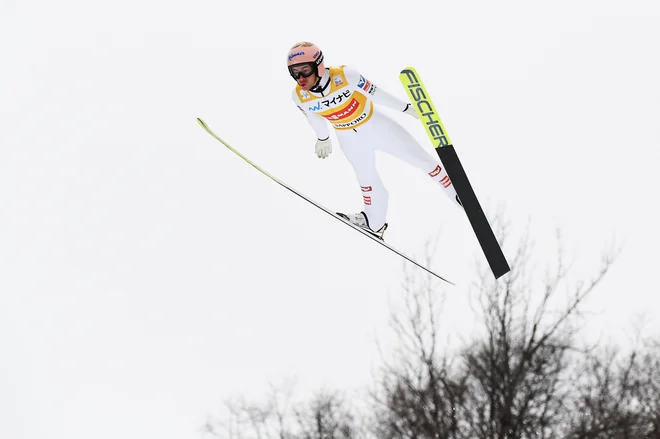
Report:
204,379,367,439
565,335,660,439
368,238,471,439
369,212,621,439
205,210,635,439
293,389,362,439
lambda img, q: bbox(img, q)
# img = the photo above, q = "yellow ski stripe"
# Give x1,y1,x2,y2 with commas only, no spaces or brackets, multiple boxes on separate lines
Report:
197,118,281,183
399,67,452,148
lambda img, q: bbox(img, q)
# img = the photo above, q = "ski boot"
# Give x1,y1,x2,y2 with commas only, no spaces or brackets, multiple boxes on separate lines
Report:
336,211,388,240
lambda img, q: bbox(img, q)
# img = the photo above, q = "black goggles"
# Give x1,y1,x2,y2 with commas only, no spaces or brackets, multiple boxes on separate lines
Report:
289,63,316,80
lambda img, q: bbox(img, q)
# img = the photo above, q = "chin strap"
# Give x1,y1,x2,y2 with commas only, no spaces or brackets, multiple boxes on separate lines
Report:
309,69,330,95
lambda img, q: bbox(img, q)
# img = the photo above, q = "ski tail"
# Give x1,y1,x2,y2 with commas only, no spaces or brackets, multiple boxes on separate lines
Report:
398,68,511,279
196,118,455,285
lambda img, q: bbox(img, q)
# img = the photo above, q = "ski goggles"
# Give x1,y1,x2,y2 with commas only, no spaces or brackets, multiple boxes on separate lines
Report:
289,63,316,80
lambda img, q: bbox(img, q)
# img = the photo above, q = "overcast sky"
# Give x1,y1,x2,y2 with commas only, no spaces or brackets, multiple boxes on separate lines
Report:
2,0,659,438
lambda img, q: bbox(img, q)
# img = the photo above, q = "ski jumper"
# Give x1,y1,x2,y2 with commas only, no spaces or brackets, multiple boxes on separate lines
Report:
292,65,461,231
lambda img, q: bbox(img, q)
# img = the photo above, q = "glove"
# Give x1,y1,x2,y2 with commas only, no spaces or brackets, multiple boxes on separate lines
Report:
315,137,332,159
403,103,419,119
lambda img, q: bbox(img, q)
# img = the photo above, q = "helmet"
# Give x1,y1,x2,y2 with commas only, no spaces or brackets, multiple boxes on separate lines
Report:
287,42,325,80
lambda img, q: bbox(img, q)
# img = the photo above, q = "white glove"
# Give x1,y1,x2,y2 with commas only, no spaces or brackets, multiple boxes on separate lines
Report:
403,103,419,119
315,137,332,159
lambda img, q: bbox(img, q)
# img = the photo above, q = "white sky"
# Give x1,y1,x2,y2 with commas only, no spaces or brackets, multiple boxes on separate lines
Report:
2,0,659,438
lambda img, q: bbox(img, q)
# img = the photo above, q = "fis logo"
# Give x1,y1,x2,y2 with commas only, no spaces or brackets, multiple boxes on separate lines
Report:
357,75,371,91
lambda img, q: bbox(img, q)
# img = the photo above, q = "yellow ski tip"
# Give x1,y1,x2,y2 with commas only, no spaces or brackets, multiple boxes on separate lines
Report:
399,66,419,77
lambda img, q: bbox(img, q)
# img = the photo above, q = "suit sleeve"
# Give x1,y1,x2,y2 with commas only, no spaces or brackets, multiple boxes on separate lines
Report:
343,66,409,112
292,91,330,140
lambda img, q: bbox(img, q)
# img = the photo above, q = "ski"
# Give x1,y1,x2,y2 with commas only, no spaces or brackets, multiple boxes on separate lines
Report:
399,67,511,279
196,117,454,285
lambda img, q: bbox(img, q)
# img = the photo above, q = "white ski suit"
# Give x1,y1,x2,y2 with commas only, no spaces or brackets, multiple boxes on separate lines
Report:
292,65,461,231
